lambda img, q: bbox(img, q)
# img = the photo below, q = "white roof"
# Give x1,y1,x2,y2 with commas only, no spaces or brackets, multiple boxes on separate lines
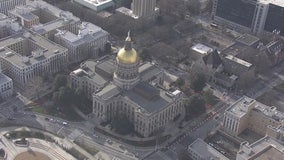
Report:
259,0,284,6
191,43,213,55
225,55,252,68
79,0,112,5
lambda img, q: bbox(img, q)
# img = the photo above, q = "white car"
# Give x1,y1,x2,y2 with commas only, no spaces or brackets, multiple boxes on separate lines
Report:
106,139,112,144
93,134,98,138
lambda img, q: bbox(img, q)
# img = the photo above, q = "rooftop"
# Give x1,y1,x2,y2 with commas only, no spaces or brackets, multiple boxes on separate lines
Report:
238,136,284,160
259,0,284,6
71,66,108,87
116,7,138,19
9,6,38,21
10,0,80,33
227,96,284,121
55,22,108,45
139,62,163,82
236,34,260,46
253,103,284,122
76,0,113,6
124,83,181,114
95,83,120,100
226,96,256,118
188,138,229,160
202,50,222,69
225,55,253,68
191,43,214,55
0,31,67,69
95,57,115,75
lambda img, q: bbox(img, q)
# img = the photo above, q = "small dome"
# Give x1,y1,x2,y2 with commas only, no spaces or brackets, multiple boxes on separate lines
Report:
117,48,138,64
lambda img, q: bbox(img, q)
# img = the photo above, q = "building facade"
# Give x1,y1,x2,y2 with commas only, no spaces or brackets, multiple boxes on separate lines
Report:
212,0,284,36
0,0,26,15
223,96,284,136
0,73,13,99
55,22,109,63
0,31,68,87
132,0,156,18
81,33,184,137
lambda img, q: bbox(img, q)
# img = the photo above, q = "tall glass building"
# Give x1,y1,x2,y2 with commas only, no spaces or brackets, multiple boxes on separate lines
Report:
212,0,284,36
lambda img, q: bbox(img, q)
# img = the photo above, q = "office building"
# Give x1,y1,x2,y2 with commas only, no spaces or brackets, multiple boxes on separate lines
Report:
74,0,114,12
8,0,81,40
0,31,68,87
116,0,158,19
132,0,156,18
0,73,13,99
237,136,284,160
212,0,284,36
223,96,284,136
54,22,109,63
0,0,26,15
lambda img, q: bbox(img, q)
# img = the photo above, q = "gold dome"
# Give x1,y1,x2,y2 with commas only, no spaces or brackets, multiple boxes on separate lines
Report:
117,48,138,64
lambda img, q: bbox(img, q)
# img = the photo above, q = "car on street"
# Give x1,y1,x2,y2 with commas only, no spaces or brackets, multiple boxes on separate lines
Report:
93,133,98,138
7,117,15,120
106,139,112,144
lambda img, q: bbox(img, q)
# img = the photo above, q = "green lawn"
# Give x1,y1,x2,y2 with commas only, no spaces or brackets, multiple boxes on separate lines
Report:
31,105,45,114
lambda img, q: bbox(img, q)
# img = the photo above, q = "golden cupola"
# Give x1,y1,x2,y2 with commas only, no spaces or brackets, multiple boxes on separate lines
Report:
117,32,138,64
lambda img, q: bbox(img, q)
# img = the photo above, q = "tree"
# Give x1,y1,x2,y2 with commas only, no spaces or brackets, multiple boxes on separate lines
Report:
184,95,206,118
111,114,134,135
203,90,215,105
105,42,112,53
139,48,152,62
190,74,206,92
52,74,67,91
175,78,185,88
52,87,75,106
178,149,190,160
186,0,201,15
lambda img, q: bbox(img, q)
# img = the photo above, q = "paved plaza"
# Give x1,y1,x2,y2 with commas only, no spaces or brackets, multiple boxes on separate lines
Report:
0,127,77,160
14,151,51,160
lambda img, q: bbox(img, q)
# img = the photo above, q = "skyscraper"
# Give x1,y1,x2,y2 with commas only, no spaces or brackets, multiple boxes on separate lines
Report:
212,0,284,36
132,0,156,18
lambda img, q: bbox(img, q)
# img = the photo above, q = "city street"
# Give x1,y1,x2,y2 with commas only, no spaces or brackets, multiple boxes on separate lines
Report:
0,99,140,160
